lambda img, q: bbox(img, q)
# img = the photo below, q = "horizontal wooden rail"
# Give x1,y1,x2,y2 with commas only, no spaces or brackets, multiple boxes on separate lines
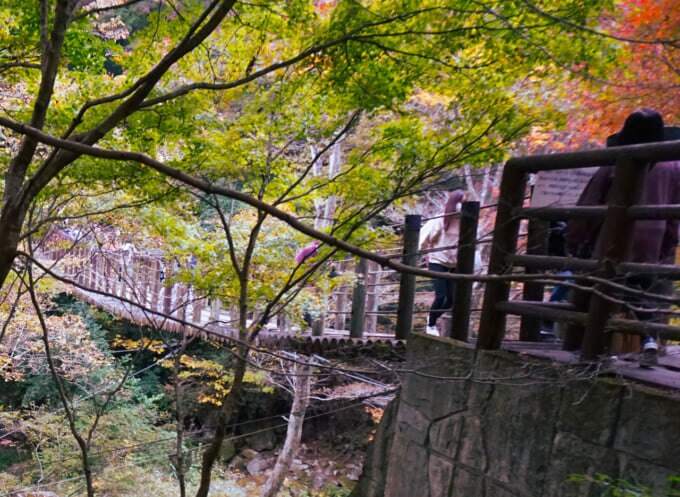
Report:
507,300,576,310
518,206,606,220
510,255,680,278
498,301,680,341
519,204,680,221
509,254,597,272
496,301,586,325
509,140,680,173
628,205,680,220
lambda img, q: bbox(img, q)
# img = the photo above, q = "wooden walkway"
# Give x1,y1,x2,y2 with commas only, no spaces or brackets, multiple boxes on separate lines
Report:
502,341,680,391
41,247,407,352
39,247,680,389
70,282,406,352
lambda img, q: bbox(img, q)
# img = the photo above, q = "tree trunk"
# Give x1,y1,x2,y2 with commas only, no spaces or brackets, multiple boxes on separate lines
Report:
260,360,311,497
194,347,248,497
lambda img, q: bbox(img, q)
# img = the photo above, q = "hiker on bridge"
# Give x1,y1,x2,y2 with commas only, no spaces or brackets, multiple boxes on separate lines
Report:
419,190,464,336
565,108,680,367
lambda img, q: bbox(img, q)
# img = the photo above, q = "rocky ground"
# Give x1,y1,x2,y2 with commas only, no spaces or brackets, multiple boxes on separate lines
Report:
224,395,389,494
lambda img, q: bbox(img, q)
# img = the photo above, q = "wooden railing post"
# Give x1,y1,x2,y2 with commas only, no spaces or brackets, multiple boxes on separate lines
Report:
581,156,647,359
478,165,528,349
150,259,161,311
365,260,380,334
84,249,94,289
192,295,204,325
312,316,324,336
163,263,173,316
98,253,106,292
139,257,151,307
519,219,549,341
176,283,187,321
210,298,222,323
77,247,86,286
334,260,349,331
395,214,421,340
450,201,480,341
104,253,113,294
277,313,288,333
349,257,368,338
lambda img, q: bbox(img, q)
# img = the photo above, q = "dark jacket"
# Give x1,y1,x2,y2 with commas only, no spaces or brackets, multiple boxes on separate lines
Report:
565,160,680,264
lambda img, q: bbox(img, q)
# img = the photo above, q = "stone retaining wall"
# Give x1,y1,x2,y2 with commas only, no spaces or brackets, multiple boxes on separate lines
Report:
352,335,680,497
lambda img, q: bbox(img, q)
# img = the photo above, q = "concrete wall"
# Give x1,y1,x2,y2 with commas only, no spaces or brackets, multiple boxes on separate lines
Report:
352,335,680,497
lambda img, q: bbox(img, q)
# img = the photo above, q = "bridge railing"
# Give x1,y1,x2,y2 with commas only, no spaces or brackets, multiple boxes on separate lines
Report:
329,201,487,340
43,247,216,331
478,139,680,359
39,207,486,341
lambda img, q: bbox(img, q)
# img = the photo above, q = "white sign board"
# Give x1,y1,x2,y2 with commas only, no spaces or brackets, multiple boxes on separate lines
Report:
531,167,598,207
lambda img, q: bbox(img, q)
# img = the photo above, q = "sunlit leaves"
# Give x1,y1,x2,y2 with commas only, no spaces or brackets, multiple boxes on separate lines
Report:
159,352,274,406
0,288,106,388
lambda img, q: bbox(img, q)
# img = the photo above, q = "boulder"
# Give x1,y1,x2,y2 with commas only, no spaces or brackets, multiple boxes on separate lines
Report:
218,439,236,463
240,448,259,460
246,455,271,475
245,427,276,451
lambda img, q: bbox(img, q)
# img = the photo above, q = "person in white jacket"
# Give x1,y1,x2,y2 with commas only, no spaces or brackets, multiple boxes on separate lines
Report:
419,190,465,336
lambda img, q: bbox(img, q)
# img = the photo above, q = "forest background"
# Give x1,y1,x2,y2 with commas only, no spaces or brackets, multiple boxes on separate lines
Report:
0,0,677,496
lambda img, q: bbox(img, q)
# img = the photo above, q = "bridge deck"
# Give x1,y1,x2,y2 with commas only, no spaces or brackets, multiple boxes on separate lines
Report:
69,285,406,350
71,284,680,390
503,341,680,391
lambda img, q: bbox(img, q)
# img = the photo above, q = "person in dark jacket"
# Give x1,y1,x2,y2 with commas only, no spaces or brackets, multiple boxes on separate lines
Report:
565,108,680,366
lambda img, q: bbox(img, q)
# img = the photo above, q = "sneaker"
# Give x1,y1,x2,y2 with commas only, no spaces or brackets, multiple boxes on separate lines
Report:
425,326,439,336
640,338,659,368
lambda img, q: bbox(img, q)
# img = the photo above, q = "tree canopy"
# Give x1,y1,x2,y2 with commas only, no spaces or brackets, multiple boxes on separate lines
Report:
2,0,675,495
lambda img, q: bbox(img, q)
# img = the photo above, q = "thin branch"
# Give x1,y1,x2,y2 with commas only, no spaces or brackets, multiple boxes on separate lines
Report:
519,0,680,46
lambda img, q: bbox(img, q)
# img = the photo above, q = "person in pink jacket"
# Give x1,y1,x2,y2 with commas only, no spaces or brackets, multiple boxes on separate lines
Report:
295,241,320,264
419,190,465,336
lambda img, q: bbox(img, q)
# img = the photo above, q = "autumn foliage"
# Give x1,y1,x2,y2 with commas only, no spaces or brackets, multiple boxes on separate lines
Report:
564,0,680,147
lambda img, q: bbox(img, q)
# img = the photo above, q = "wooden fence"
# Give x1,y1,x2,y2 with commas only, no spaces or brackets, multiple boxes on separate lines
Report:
39,207,485,340
478,139,680,359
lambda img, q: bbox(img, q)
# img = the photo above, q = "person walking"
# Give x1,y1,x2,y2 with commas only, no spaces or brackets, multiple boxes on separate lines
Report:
419,190,465,336
565,108,680,367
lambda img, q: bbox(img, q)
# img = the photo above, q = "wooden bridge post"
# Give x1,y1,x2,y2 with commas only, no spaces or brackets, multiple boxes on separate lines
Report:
77,247,86,286
139,257,150,307
519,219,549,341
84,249,93,289
312,316,324,336
364,260,380,334
192,295,204,325
333,260,349,332
95,252,104,292
478,164,528,349
395,214,421,340
150,259,162,312
114,253,124,298
89,252,97,290
103,253,112,294
84,248,91,287
176,283,187,321
163,263,173,316
350,257,368,338
277,313,288,333
211,298,223,323
581,156,647,360
450,201,480,341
